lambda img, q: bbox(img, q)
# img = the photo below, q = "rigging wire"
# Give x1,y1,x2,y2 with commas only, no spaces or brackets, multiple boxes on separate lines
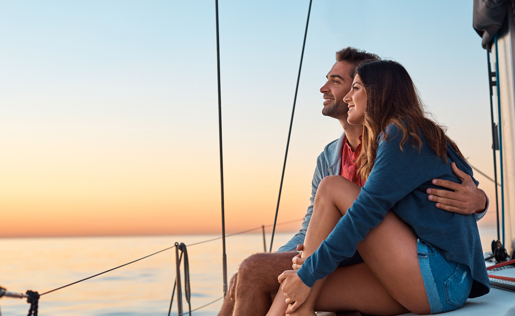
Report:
494,35,506,247
487,48,501,242
167,251,184,316
469,164,500,186
214,0,228,297
269,0,313,253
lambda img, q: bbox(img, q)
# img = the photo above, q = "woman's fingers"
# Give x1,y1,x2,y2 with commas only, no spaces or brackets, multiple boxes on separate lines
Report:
292,255,306,270
286,301,301,314
278,272,286,283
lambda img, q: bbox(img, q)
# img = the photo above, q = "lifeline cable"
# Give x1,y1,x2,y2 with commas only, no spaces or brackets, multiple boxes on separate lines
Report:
39,244,176,296
38,219,300,297
16,219,301,315
184,296,224,315
187,218,302,248
269,0,313,253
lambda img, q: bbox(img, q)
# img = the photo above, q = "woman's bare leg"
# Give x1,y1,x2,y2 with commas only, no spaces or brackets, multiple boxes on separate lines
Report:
266,288,288,316
287,176,360,315
289,176,430,315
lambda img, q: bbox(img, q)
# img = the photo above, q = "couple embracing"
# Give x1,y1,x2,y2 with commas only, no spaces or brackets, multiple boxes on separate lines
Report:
219,48,489,316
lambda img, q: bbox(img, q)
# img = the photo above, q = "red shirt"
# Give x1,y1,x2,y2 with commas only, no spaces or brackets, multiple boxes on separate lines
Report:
340,136,366,187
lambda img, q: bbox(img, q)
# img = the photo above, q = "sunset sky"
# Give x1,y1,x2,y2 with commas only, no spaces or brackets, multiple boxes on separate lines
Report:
0,1,499,237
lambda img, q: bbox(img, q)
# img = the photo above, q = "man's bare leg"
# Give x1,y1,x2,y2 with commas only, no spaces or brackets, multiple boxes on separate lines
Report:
218,251,297,316
217,273,237,316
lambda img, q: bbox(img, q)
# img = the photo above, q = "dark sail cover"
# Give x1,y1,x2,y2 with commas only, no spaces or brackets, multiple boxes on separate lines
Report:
473,0,509,48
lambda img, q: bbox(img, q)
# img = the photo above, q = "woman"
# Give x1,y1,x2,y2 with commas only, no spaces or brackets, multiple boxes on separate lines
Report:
267,60,489,315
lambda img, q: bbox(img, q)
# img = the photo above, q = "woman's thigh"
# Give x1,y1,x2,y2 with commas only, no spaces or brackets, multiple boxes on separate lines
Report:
311,177,430,314
356,211,430,314
314,263,409,315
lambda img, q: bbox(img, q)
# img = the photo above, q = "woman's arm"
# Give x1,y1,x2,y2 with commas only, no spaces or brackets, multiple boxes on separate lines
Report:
297,126,457,287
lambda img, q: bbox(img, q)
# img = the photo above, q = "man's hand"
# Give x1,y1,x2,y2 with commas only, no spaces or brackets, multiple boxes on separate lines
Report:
278,270,311,314
426,162,487,215
228,273,237,301
292,244,306,270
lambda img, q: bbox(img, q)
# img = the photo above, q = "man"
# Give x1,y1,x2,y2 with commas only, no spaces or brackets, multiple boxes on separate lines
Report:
218,47,488,316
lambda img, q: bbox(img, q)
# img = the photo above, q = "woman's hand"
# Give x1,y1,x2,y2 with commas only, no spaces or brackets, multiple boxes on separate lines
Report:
278,270,311,314
292,244,306,270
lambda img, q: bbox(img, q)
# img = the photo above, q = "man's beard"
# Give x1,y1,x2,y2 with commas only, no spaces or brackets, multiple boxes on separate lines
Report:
323,101,348,119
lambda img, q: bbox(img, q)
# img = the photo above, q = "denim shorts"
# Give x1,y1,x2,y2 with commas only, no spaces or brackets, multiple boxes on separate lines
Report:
417,239,473,314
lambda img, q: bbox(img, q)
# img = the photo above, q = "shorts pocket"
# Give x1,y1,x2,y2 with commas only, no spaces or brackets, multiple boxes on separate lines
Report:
444,263,472,308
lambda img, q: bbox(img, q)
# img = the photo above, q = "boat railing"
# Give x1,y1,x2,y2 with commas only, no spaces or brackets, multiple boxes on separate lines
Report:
0,218,303,316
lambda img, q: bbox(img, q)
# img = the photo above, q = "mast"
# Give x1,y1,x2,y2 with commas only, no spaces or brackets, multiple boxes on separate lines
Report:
487,10,515,256
473,0,515,257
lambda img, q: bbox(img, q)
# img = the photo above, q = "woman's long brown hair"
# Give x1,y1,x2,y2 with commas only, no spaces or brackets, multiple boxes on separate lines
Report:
355,60,464,180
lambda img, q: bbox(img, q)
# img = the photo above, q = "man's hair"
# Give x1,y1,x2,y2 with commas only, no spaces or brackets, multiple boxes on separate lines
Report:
336,47,380,77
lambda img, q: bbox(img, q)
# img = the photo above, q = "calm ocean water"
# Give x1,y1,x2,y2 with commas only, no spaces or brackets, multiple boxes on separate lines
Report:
0,228,496,315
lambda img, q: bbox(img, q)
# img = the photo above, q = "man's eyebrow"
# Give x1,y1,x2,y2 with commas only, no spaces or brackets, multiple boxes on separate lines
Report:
326,74,345,80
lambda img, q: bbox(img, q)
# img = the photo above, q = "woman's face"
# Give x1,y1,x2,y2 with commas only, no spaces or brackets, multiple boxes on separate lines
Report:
343,74,367,125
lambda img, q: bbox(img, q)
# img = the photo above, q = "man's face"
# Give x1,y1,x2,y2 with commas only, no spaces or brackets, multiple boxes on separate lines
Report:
319,61,354,120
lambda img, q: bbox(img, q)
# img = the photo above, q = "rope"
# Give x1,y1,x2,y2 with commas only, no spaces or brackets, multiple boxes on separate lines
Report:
489,275,515,282
486,259,515,291
26,290,39,316
269,0,313,253
214,0,228,297
487,258,515,271
178,243,192,315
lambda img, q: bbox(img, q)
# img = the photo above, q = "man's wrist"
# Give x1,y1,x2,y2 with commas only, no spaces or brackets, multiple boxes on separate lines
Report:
475,189,488,213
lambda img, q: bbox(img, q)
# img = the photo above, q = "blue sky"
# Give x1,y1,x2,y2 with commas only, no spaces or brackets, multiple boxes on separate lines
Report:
0,1,498,236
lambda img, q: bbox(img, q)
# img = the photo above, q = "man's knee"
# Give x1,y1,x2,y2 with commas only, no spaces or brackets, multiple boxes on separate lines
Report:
236,252,294,290
239,253,271,277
